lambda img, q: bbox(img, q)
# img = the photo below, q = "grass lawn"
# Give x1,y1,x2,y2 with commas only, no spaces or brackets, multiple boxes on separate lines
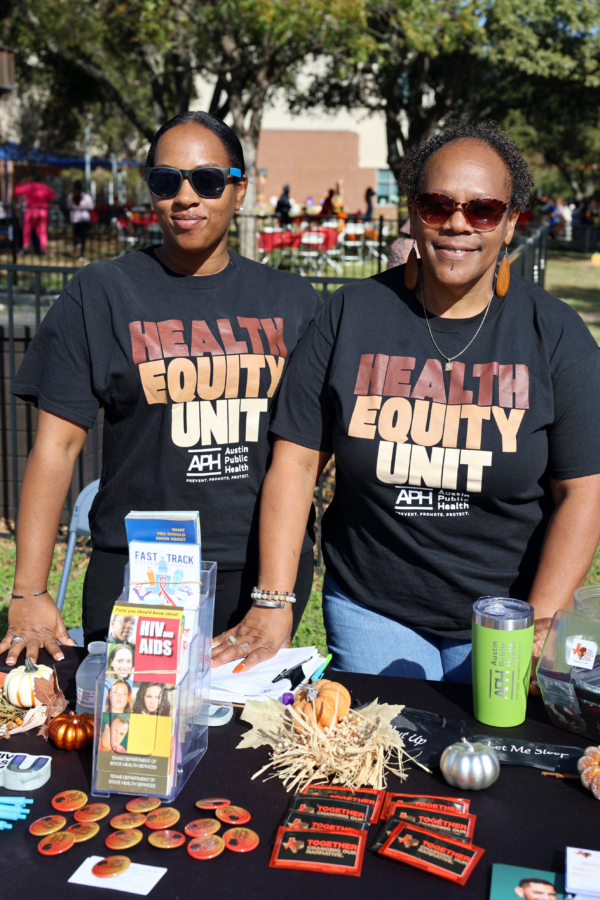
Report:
545,250,600,312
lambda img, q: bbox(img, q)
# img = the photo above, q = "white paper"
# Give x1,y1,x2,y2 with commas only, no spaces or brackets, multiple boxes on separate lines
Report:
566,846,600,896
68,856,167,895
209,646,323,704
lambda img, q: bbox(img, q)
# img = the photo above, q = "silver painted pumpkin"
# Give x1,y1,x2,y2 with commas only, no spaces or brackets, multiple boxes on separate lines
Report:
440,737,500,790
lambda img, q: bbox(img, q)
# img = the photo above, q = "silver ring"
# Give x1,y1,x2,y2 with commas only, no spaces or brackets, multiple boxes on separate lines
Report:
10,635,26,644
226,635,237,645
239,642,250,657
530,679,539,688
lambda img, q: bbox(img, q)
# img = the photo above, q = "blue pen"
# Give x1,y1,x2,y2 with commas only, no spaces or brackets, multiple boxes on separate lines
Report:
311,653,332,682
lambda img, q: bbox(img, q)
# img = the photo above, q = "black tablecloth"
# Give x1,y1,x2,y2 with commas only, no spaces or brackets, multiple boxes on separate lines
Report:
2,647,597,899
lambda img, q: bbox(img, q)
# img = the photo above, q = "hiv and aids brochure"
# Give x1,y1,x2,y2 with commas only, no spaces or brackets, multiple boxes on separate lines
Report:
125,510,201,668
95,603,183,796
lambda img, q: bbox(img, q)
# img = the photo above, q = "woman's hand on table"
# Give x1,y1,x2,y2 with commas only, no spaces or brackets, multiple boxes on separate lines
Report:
529,616,553,696
0,594,77,666
211,605,293,672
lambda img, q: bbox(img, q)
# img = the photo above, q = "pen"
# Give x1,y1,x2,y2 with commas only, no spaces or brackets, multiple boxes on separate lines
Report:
311,653,332,682
272,657,315,683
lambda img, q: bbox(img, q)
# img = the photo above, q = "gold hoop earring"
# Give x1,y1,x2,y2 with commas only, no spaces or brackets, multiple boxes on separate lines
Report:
404,240,419,291
496,244,510,298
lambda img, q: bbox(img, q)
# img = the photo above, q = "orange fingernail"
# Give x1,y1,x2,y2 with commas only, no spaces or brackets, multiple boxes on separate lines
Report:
233,663,245,674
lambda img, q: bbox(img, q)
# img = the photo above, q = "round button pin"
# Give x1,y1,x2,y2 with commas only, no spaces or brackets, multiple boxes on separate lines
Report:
184,818,221,838
195,797,230,810
74,803,111,823
66,822,100,843
92,856,131,878
29,816,67,837
145,808,180,830
222,827,260,853
110,813,147,830
38,832,76,856
51,790,88,812
187,834,225,860
148,830,186,849
105,829,144,851
125,797,161,814
215,805,251,825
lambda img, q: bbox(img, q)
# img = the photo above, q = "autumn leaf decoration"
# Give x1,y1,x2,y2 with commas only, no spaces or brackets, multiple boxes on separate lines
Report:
34,669,68,739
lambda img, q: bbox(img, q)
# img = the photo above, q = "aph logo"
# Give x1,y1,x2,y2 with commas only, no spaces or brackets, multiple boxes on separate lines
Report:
395,489,433,512
187,448,222,477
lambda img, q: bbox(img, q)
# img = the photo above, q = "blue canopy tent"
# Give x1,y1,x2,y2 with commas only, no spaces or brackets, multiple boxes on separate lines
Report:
0,140,141,169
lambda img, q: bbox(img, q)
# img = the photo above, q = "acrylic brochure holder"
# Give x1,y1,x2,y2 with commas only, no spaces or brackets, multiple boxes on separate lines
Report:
91,560,216,802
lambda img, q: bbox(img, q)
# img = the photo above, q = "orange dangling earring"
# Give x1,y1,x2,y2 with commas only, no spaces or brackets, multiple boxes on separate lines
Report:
404,240,419,291
496,243,510,298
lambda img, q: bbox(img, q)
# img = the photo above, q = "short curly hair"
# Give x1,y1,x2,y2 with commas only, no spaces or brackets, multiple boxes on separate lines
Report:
398,119,533,211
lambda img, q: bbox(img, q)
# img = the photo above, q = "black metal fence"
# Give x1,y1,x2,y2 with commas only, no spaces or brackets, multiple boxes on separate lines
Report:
0,225,550,546
0,204,399,279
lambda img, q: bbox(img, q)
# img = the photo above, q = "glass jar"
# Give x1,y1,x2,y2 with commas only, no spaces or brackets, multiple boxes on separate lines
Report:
537,586,600,739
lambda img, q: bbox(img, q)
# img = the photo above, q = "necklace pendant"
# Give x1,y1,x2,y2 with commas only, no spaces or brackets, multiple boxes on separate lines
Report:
445,361,453,372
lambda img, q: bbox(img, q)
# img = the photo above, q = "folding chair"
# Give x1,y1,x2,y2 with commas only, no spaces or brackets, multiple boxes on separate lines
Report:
298,231,325,276
56,479,100,645
341,223,365,263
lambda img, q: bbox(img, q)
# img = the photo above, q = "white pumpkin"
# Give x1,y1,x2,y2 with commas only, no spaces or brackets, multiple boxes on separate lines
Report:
3,658,54,708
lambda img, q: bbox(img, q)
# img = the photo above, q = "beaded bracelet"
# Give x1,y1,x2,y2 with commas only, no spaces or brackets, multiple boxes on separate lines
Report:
251,588,296,604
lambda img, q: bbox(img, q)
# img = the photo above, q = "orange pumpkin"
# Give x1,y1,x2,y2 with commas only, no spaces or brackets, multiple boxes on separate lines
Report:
293,680,351,731
48,711,95,751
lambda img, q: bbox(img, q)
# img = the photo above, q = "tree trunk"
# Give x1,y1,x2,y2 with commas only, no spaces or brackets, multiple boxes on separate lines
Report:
238,134,258,261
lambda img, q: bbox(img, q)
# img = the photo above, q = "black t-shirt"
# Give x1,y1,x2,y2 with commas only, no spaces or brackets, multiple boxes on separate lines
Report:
271,267,600,638
11,249,320,567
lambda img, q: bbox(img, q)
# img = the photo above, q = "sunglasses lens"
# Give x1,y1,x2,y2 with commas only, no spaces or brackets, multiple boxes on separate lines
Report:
418,194,455,226
148,168,181,198
191,168,226,199
465,200,505,231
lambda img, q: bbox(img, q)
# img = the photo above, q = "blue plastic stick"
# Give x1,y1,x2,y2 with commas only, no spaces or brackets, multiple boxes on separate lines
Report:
0,797,34,805
0,821,13,830
0,811,27,820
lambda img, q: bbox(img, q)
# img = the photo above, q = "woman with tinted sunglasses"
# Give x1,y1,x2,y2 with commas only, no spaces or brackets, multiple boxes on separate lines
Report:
5,111,320,670
245,120,600,688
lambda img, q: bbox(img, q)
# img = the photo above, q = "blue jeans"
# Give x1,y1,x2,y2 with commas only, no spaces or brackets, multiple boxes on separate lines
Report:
322,572,472,682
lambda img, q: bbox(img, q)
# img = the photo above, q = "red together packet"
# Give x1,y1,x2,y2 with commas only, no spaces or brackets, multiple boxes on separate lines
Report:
270,827,367,876
387,803,476,843
283,808,368,834
379,823,484,886
290,795,371,827
382,792,470,819
301,785,385,824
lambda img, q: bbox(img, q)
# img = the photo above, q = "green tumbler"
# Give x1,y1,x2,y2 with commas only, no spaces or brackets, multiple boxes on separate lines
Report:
472,597,535,727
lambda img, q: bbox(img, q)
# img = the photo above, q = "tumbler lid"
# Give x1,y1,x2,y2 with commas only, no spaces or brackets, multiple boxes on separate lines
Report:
473,597,534,631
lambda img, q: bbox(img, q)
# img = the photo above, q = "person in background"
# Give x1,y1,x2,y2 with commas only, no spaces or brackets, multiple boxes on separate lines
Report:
387,217,421,269
320,189,335,217
13,171,55,256
275,184,292,225
364,186,375,223
67,180,94,261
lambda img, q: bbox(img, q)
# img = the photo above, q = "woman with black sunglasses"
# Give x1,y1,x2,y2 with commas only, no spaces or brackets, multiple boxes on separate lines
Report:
4,111,319,669
212,120,600,684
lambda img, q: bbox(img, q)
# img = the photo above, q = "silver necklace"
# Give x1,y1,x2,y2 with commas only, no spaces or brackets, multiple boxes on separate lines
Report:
419,272,493,372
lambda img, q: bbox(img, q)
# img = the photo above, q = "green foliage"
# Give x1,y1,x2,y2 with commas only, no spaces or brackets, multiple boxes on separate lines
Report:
292,572,328,655
0,534,88,637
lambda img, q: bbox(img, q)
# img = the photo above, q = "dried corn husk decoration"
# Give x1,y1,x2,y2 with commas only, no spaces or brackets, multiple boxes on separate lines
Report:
237,697,430,792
